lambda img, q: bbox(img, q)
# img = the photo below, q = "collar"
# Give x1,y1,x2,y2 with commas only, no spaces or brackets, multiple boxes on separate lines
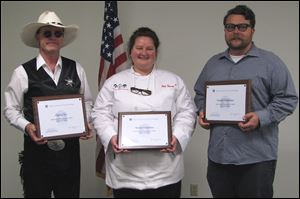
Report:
36,54,62,70
218,42,260,61
130,65,156,76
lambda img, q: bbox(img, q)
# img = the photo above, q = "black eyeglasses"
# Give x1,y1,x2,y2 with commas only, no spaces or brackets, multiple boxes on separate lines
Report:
130,87,152,96
42,30,64,38
224,23,252,32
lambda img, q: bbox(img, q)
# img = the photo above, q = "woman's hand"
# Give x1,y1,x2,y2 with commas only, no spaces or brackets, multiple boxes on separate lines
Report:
161,135,177,153
111,135,130,153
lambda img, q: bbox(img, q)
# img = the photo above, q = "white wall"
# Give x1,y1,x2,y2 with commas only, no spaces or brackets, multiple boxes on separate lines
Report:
1,1,298,198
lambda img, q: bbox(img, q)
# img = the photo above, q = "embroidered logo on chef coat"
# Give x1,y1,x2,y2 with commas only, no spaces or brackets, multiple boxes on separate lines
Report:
161,83,177,88
113,83,128,90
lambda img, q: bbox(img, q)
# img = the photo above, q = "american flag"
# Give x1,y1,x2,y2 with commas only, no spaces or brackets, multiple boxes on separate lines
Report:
96,1,128,178
98,1,128,89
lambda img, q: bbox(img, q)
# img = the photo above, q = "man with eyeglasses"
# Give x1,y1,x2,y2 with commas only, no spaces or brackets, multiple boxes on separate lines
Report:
194,5,298,198
3,11,93,197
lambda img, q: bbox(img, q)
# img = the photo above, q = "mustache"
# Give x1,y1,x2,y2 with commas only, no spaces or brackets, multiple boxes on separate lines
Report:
231,35,242,40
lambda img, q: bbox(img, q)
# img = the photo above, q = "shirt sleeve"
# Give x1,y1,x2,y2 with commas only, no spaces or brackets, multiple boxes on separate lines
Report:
91,80,117,152
172,76,197,152
195,66,213,116
3,66,30,132
76,62,94,122
256,56,298,127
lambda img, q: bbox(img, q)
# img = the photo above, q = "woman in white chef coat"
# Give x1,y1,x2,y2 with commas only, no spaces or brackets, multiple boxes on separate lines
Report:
92,27,196,198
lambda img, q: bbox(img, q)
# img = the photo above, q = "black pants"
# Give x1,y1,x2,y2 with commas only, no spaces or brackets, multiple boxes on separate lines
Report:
207,159,277,198
22,136,80,198
113,180,181,198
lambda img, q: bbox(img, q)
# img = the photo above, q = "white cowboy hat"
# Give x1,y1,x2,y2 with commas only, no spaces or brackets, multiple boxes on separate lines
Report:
21,10,79,48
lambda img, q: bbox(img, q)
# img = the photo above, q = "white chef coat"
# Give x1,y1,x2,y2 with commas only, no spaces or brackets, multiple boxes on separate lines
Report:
92,67,196,190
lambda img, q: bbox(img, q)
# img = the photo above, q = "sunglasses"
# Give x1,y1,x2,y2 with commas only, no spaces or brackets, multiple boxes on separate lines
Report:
41,30,64,38
224,23,252,32
130,87,152,96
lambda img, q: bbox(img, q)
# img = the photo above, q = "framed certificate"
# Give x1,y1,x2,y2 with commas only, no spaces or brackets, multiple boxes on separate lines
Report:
118,111,172,149
204,80,251,124
32,94,88,140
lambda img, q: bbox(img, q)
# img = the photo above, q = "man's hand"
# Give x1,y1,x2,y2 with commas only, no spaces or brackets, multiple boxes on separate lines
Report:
80,123,94,140
25,123,47,144
238,112,260,132
198,111,210,130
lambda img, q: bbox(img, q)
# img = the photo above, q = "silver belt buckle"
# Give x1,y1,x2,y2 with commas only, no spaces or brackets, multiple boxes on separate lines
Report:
47,140,65,151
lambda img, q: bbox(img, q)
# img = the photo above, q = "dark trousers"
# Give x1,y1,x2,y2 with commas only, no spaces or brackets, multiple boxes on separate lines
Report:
23,170,80,198
22,136,80,198
113,180,181,198
207,159,277,198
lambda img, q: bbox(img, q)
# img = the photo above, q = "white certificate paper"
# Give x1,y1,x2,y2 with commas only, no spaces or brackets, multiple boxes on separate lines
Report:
205,80,251,123
118,112,171,149
33,95,87,139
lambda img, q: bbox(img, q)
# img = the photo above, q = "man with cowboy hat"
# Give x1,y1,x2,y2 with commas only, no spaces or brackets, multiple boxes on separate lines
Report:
4,10,93,198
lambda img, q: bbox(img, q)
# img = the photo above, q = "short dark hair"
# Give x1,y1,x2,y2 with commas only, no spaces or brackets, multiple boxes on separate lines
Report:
223,5,256,28
128,27,160,55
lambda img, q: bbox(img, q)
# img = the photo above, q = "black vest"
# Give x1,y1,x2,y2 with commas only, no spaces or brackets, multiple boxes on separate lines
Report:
22,57,81,123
